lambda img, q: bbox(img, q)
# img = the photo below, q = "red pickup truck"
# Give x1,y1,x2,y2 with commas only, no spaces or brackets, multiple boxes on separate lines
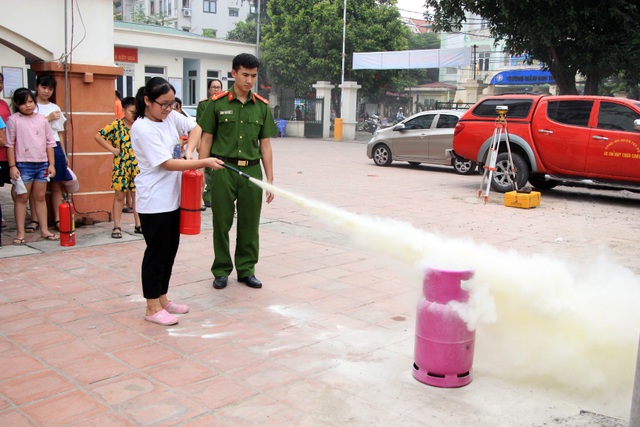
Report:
452,94,640,192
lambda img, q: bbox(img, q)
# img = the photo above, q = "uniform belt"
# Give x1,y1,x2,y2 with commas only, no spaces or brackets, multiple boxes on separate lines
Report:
215,156,260,167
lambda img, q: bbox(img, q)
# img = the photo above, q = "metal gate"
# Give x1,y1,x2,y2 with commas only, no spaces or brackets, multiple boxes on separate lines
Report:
303,98,324,138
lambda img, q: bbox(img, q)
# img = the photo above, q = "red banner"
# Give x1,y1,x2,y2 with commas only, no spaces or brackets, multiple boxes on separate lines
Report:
114,47,138,63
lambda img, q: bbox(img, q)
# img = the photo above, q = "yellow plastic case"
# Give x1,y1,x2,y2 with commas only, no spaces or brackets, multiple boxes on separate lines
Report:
504,190,541,209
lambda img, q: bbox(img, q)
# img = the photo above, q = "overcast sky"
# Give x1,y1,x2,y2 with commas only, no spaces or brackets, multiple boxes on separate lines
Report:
396,0,428,19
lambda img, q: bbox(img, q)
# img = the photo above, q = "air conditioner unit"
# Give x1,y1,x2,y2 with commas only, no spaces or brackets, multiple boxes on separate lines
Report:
183,8,191,17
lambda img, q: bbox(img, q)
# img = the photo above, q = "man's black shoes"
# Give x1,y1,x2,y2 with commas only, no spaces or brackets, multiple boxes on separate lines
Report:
238,275,262,289
214,275,262,289
213,276,228,289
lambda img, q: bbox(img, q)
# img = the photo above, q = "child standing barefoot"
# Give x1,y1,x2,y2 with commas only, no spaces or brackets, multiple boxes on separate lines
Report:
94,96,142,238
130,77,224,326
5,88,59,244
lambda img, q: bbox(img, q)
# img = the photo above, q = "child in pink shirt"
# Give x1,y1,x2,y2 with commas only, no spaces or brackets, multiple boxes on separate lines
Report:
5,88,58,244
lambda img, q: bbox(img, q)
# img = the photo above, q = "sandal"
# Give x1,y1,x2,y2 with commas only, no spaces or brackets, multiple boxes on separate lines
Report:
13,237,26,245
144,309,178,326
25,221,39,233
41,234,59,241
122,207,134,213
134,226,143,234
111,227,122,239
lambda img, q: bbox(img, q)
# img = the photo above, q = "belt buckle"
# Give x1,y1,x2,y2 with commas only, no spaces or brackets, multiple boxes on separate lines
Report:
237,160,248,167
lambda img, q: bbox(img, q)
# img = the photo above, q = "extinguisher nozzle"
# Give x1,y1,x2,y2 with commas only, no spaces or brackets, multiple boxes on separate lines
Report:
222,163,251,180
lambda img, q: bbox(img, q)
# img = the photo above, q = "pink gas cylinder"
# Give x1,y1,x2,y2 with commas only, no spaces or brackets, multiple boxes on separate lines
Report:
413,268,475,388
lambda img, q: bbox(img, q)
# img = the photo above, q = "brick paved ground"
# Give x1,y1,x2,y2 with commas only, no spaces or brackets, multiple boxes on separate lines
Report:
0,135,635,426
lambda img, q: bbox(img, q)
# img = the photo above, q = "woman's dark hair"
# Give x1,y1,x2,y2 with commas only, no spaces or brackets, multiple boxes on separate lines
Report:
174,97,183,108
11,88,38,113
134,77,175,120
121,96,135,110
36,74,57,89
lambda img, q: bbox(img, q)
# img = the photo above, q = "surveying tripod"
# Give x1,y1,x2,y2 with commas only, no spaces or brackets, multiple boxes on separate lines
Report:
478,105,517,203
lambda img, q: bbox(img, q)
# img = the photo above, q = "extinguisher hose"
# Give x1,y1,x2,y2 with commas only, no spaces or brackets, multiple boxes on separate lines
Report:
222,163,251,180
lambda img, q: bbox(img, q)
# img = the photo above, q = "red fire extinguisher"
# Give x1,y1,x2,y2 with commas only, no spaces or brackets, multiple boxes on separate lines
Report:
58,195,75,246
180,169,204,235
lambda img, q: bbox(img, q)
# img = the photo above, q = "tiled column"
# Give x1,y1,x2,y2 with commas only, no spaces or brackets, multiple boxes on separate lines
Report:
339,81,361,141
31,61,123,224
312,81,334,139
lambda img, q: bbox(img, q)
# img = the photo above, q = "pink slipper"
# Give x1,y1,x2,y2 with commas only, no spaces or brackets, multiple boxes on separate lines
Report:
144,309,178,326
164,301,189,314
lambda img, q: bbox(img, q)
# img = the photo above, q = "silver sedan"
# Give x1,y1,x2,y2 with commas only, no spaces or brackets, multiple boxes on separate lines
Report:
366,109,477,175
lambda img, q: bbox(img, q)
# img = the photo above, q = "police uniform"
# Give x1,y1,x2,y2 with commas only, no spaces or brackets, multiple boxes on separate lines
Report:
199,87,277,279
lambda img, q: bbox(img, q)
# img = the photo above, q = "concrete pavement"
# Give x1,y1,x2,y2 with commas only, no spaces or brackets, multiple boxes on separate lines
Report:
0,135,636,426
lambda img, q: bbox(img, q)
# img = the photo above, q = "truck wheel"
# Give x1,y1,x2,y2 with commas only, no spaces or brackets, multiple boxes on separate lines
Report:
372,144,392,166
528,175,559,190
490,152,529,193
452,157,477,175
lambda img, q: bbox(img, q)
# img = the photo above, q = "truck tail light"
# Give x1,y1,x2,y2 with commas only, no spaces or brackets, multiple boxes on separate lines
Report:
453,122,465,136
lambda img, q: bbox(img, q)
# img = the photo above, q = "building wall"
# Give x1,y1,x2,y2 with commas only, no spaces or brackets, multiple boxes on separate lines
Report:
113,22,256,103
1,0,115,66
121,0,253,39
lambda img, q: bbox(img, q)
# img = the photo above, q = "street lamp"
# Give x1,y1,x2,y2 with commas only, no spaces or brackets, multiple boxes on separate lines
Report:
334,0,347,140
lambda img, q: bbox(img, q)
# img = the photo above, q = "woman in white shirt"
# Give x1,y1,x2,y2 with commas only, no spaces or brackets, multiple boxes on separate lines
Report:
130,77,224,326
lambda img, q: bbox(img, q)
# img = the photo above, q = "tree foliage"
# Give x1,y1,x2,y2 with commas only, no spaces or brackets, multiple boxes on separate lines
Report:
130,4,175,27
227,20,257,43
261,0,410,101
425,0,640,95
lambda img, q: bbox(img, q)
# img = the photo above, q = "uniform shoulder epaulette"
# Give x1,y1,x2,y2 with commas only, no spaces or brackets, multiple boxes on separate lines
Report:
253,93,269,105
211,91,229,101
198,98,208,104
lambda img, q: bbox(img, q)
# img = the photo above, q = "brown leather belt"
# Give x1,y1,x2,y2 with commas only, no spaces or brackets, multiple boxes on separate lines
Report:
214,156,260,166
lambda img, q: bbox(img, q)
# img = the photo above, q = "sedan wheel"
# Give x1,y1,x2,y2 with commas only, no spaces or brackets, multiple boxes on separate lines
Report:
372,144,392,166
453,157,477,175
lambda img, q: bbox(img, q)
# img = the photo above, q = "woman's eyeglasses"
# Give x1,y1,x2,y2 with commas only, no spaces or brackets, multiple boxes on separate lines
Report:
153,100,178,111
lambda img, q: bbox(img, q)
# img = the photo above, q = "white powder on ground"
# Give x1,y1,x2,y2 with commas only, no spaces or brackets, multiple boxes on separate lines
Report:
251,177,639,413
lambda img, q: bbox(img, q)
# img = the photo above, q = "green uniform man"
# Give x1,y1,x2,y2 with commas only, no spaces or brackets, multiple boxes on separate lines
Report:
191,53,277,290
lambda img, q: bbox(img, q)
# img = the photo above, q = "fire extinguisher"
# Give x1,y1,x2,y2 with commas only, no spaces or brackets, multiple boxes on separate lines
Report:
179,169,204,235
58,195,75,247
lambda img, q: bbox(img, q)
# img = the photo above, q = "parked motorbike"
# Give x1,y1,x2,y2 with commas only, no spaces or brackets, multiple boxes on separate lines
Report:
363,115,379,134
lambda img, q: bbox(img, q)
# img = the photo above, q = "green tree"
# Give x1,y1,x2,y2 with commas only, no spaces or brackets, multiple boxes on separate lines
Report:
227,20,257,43
425,0,640,95
262,0,410,109
130,4,175,27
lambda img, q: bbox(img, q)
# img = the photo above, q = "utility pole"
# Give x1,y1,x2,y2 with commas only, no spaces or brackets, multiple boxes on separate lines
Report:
473,44,477,80
255,0,261,92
